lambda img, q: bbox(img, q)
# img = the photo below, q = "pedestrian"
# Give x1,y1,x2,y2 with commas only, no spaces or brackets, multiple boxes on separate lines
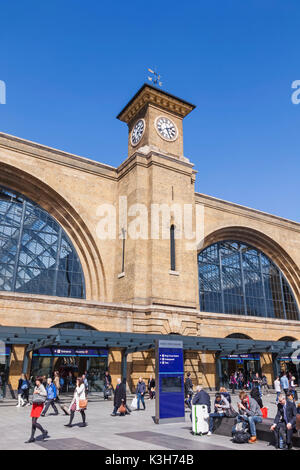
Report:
103,370,113,400
261,375,269,395
274,376,281,404
16,374,27,407
41,378,59,417
25,377,48,443
290,376,298,401
148,375,155,399
207,393,230,435
236,391,263,444
229,373,237,394
82,374,89,396
53,371,61,401
184,372,193,408
64,377,87,427
136,377,146,410
270,392,297,450
111,378,126,416
252,372,262,397
66,371,74,392
280,373,289,396
250,386,263,409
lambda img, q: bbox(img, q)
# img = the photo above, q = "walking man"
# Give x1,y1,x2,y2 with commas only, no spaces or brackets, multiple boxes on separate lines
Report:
136,377,146,410
41,378,59,417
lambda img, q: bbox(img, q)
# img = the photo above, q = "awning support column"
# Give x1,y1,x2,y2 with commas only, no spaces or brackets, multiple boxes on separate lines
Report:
121,350,128,383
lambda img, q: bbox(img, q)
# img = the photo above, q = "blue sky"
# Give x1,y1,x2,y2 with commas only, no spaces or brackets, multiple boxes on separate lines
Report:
1,1,299,221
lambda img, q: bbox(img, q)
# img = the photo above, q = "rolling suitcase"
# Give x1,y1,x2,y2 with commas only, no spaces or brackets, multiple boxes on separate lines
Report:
192,404,209,435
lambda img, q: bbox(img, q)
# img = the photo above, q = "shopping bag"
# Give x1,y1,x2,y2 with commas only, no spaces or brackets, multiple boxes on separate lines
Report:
131,396,138,410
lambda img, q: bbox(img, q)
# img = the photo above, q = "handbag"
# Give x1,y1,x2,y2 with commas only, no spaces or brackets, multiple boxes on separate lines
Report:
32,394,46,404
225,405,238,418
118,403,126,414
131,397,138,410
79,399,88,409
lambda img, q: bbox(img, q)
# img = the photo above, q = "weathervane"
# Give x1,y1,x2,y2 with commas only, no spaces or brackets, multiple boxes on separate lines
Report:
147,68,163,88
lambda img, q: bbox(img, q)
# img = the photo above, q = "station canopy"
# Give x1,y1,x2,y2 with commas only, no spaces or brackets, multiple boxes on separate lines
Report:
0,326,298,357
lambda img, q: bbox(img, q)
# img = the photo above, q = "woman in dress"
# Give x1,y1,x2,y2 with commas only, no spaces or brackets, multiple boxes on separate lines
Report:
64,377,87,427
25,376,48,443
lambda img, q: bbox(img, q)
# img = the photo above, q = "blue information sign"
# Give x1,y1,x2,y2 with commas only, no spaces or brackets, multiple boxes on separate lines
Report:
33,347,108,357
155,340,185,424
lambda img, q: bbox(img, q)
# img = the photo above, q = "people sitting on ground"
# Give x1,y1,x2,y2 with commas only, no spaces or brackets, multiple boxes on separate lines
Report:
136,377,146,410
184,372,193,409
236,391,263,444
270,391,297,450
219,387,231,404
280,373,289,396
250,385,263,409
207,392,230,435
41,377,58,417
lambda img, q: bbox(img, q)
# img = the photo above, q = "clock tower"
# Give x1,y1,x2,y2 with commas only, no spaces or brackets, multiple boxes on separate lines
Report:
117,84,195,161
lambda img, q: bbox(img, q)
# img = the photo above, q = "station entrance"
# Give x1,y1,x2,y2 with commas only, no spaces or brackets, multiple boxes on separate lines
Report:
220,354,261,388
30,347,108,393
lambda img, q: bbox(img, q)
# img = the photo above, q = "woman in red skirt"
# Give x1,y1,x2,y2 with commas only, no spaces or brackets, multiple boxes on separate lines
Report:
25,376,48,443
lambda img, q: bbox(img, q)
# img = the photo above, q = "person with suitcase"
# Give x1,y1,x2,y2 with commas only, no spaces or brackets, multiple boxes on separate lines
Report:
270,392,297,449
207,393,230,435
191,386,211,435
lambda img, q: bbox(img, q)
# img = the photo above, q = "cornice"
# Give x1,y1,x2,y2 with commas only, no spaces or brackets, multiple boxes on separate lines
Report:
195,192,300,233
117,84,195,123
0,132,117,181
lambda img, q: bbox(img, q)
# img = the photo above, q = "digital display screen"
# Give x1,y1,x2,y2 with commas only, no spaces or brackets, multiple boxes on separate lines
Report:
161,376,182,393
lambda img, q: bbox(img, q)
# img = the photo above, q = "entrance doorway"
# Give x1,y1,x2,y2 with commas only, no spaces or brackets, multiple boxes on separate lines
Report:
220,354,261,388
30,347,108,393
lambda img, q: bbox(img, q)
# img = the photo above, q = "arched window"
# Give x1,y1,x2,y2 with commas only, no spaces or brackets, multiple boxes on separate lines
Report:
0,185,85,298
53,322,94,330
198,240,299,321
170,225,176,271
226,333,252,340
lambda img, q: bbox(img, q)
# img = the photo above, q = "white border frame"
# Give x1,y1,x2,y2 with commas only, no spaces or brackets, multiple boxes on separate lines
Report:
154,115,178,142
130,118,146,147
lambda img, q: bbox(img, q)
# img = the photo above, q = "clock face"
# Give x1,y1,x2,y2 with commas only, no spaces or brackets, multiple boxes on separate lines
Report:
155,116,178,141
131,119,145,146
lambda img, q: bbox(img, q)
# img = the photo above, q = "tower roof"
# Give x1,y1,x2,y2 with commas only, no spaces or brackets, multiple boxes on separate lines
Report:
117,83,196,123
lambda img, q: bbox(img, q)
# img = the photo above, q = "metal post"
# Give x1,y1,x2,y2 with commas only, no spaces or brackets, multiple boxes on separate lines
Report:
215,352,223,390
121,350,128,383
218,247,225,313
259,252,268,318
279,272,287,320
11,200,27,290
239,248,248,316
52,227,63,296
22,350,30,374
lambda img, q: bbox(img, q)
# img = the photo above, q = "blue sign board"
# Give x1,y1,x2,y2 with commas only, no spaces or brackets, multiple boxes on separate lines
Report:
33,347,108,357
155,340,185,424
0,345,11,356
220,354,260,361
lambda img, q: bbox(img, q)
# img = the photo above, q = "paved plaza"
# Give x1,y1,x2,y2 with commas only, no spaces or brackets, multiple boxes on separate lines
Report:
0,391,291,451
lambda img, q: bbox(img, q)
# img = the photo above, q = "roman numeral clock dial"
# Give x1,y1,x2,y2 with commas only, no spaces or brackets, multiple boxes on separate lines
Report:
155,116,178,141
131,119,145,146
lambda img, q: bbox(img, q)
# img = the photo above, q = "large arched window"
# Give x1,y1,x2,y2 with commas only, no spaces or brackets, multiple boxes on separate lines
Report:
198,240,299,321
0,185,85,298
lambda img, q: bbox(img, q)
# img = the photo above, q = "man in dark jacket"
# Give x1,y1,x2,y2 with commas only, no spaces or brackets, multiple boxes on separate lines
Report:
111,378,126,416
104,370,113,400
271,392,297,449
136,377,146,410
192,386,211,413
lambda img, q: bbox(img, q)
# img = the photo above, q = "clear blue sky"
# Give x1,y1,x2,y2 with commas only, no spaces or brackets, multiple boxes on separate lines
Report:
1,1,299,221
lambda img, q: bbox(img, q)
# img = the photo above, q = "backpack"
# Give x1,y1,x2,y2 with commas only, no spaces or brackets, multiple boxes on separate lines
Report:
232,431,251,443
59,378,64,387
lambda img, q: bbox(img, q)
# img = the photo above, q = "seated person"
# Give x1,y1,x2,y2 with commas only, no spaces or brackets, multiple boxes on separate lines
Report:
236,391,263,444
190,385,211,422
270,392,297,450
208,393,230,435
219,387,231,404
250,386,263,409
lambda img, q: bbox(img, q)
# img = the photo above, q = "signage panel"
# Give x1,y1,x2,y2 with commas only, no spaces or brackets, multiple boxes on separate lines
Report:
155,340,185,424
33,347,108,357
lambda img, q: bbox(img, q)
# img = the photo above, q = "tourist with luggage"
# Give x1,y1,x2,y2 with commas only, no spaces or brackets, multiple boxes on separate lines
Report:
184,372,193,408
192,385,211,412
236,391,263,443
64,377,87,427
136,377,146,410
207,393,230,435
25,376,48,443
41,378,59,417
270,392,297,449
